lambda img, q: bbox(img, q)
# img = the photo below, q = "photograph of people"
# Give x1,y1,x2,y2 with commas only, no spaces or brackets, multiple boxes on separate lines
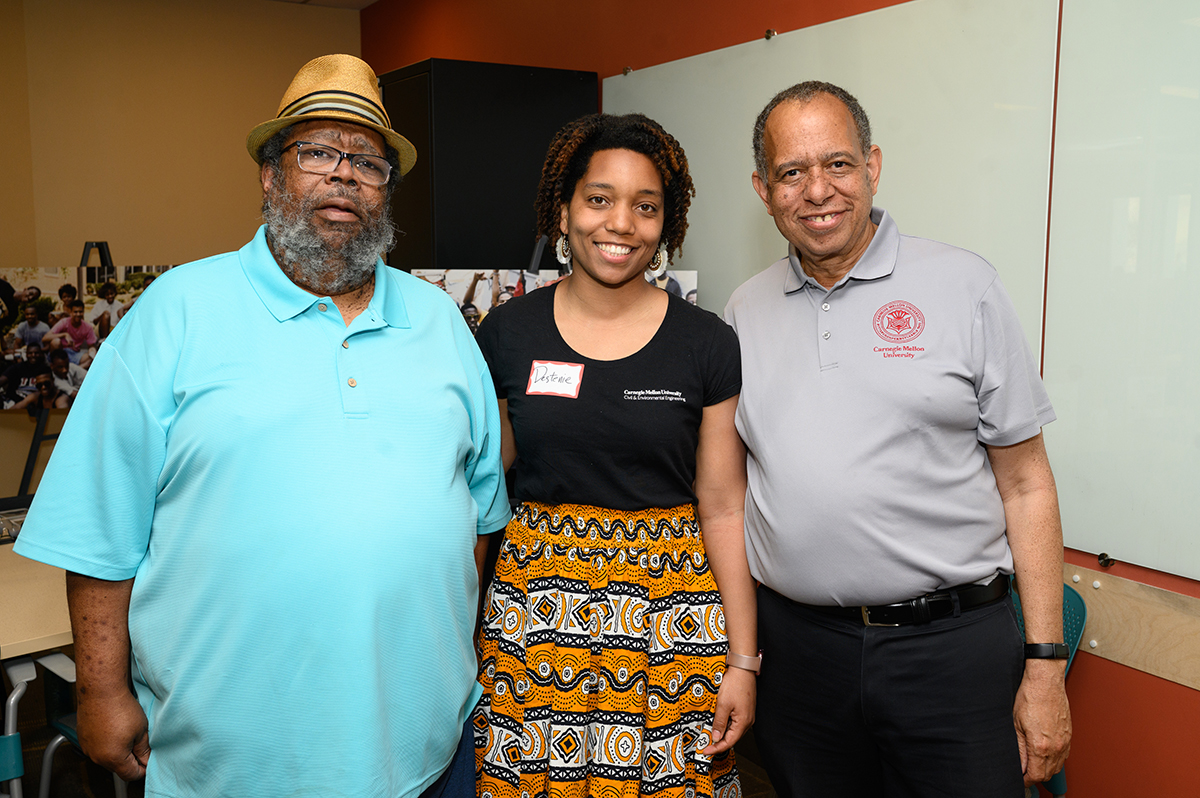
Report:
473,113,756,798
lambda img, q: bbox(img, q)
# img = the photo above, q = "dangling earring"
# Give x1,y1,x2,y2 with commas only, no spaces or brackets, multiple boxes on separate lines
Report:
555,235,572,266
646,244,668,280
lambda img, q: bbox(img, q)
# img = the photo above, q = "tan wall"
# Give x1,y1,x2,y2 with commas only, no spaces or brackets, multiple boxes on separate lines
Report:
9,0,360,284
2,0,359,490
0,410,64,497
1,0,39,282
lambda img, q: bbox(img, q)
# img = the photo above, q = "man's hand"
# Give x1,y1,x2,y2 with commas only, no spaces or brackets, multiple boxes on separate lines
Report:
1013,659,1071,786
701,666,755,755
76,688,150,781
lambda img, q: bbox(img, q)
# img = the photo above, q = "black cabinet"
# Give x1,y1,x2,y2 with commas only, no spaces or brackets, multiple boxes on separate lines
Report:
379,59,598,273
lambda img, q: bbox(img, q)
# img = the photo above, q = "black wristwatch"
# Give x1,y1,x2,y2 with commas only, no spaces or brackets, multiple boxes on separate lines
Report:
1024,643,1070,660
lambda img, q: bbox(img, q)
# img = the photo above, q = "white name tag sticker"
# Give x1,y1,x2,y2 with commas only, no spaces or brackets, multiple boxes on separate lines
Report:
526,360,585,398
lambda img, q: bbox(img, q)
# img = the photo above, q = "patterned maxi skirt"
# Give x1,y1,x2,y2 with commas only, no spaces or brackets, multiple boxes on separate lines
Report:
474,501,741,798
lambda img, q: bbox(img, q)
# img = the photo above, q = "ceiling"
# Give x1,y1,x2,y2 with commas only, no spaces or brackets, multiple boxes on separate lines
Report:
267,0,376,9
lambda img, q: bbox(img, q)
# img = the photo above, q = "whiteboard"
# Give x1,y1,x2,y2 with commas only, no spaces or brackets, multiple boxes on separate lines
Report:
603,0,1059,347
603,0,1200,581
1041,0,1200,578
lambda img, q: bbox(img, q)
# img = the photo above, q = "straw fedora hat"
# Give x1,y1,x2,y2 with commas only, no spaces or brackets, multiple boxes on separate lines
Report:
246,54,417,176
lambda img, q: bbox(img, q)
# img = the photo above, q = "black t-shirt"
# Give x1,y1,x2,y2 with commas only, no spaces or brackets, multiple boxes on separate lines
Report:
0,280,17,329
476,283,741,511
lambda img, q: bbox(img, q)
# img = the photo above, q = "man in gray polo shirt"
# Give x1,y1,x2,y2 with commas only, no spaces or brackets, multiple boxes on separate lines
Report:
724,81,1071,796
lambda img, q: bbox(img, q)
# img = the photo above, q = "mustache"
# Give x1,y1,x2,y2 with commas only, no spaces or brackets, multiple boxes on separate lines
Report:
319,184,374,216
294,183,371,221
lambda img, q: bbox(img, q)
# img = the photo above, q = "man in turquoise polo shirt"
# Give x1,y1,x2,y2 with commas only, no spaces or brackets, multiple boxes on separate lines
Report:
725,82,1071,797
16,54,509,798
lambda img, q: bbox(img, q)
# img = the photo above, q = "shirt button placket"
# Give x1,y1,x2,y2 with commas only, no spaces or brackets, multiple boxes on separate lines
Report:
817,294,837,370
339,329,368,415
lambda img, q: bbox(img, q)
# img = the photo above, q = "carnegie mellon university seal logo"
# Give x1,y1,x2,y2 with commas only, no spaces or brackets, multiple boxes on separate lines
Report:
873,300,925,343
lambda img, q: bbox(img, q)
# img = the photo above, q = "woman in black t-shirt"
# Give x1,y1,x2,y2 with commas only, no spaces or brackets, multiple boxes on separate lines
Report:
474,114,757,798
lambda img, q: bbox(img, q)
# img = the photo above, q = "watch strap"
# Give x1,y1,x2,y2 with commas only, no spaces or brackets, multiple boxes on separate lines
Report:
726,652,762,674
1024,643,1070,660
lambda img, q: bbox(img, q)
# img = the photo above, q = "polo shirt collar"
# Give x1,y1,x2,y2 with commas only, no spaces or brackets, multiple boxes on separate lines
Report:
239,225,410,328
784,207,900,293
368,262,411,329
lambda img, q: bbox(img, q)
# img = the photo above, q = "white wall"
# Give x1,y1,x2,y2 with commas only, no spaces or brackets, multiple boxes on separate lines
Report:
603,0,1200,580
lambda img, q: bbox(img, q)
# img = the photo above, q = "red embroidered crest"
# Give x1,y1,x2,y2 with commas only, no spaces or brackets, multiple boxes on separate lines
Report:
872,300,925,343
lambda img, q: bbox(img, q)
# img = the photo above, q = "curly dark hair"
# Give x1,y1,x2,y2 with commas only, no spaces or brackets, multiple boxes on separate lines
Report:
534,113,695,264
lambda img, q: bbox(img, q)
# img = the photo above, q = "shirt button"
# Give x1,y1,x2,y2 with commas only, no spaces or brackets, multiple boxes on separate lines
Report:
822,303,831,311
317,303,328,312
347,378,357,387
822,331,831,339
342,340,349,349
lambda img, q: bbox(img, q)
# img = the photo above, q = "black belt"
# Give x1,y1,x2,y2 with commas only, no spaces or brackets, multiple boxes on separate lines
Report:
783,574,1010,627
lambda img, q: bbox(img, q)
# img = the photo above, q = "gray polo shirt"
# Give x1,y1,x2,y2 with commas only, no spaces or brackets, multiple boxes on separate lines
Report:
724,208,1054,606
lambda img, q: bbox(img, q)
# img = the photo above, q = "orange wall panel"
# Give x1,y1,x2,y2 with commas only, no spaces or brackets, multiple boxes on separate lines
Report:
361,0,912,80
1057,549,1200,794
1057,652,1200,794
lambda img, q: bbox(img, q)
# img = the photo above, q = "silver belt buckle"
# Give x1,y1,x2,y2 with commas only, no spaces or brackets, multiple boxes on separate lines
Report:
860,606,901,627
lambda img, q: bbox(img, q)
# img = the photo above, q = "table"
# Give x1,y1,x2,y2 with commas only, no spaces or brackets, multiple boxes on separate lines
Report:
0,545,72,659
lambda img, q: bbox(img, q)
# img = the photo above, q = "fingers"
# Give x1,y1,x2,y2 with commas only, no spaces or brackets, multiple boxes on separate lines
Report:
112,746,149,782
702,722,741,754
1015,713,1071,785
77,692,150,781
1022,742,1070,786
700,701,731,755
700,687,732,755
700,708,749,755
132,730,152,769
700,671,756,755
85,738,147,781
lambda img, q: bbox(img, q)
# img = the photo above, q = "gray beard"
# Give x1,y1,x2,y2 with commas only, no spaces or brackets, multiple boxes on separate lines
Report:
262,181,396,296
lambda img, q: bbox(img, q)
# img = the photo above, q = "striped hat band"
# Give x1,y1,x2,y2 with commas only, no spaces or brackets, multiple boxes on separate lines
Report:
278,89,391,129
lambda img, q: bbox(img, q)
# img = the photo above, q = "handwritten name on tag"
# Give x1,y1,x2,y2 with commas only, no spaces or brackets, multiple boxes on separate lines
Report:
526,360,584,398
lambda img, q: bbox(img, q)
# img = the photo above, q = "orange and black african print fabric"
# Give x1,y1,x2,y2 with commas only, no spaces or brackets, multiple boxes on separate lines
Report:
474,501,740,798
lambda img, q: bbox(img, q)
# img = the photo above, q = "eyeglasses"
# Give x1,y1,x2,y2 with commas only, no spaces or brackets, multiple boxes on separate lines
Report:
281,141,392,187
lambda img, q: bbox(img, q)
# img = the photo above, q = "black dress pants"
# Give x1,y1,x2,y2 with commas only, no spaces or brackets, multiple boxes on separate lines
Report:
754,585,1025,798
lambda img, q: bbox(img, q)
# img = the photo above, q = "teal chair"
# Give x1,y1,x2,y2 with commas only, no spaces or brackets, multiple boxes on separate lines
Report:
1011,582,1088,798
2,657,37,798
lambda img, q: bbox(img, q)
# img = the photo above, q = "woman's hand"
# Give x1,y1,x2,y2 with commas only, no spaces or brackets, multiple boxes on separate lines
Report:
701,664,756,755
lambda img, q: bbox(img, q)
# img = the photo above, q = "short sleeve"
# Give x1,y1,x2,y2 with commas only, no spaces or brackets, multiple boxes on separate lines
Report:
14,275,189,577
15,345,168,579
703,314,742,407
461,332,511,535
972,276,1055,446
